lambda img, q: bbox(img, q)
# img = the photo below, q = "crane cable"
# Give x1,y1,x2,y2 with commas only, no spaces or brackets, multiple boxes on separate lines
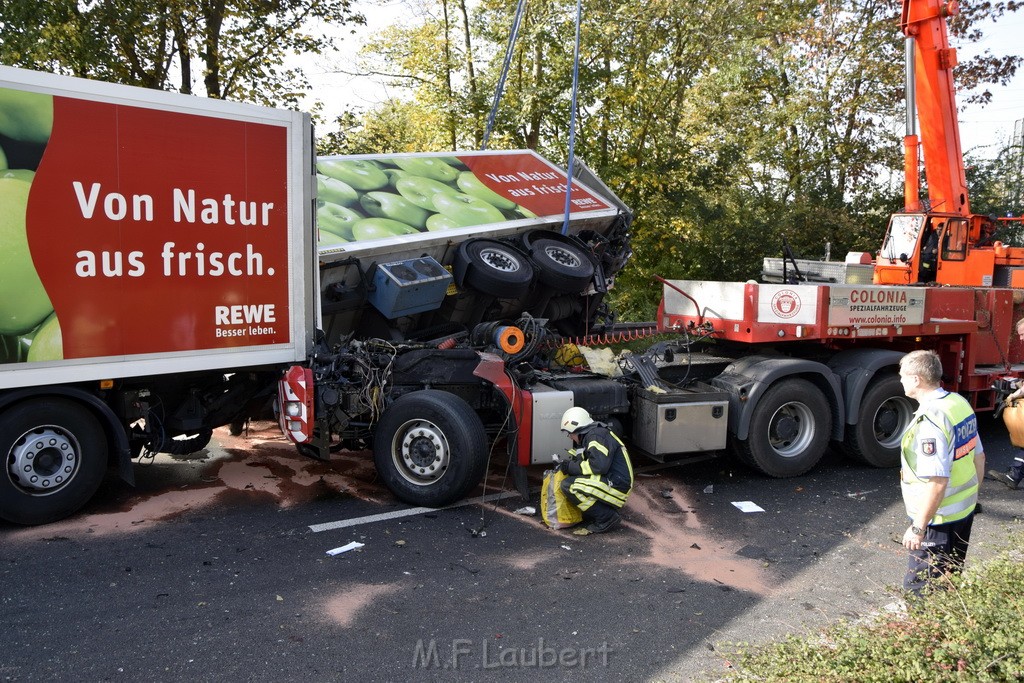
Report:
480,0,585,237
560,0,583,235
481,0,528,151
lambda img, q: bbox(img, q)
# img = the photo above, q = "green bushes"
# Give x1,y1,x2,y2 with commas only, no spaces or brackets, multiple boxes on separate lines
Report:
717,531,1024,682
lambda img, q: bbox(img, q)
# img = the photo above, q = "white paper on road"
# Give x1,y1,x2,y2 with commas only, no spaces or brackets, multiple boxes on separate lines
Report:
731,501,765,513
326,541,365,556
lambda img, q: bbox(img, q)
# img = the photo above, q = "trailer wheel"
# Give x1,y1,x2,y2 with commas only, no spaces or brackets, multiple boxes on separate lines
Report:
0,399,108,525
373,390,488,507
527,238,595,293
738,378,831,478
844,375,915,468
456,239,534,298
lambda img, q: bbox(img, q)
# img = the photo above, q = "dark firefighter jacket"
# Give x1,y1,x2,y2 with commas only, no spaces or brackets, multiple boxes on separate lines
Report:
562,424,634,496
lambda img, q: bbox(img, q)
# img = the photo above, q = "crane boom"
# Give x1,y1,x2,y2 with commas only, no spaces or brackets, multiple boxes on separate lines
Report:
873,0,1020,287
901,0,970,216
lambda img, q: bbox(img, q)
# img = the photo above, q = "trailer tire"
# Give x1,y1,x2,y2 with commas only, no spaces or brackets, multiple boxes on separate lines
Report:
527,238,595,293
0,398,108,525
844,375,915,468
738,378,831,478
373,390,488,507
456,239,534,298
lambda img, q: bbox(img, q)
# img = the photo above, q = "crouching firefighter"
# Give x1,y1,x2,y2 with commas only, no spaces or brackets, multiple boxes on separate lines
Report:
557,407,634,535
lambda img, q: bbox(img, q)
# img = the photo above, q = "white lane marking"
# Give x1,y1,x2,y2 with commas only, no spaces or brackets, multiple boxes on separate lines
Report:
309,490,522,532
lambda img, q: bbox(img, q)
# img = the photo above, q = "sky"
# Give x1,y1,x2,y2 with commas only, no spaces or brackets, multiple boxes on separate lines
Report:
952,11,1024,157
303,1,1022,158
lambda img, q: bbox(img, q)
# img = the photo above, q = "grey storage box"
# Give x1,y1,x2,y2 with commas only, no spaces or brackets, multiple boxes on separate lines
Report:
630,383,729,460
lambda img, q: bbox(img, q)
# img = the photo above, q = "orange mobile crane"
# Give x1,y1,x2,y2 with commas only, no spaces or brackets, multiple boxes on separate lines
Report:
875,0,1022,287
655,0,1024,479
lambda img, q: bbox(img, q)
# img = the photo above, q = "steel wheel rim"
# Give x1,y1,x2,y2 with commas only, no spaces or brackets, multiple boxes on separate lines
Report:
391,419,450,486
8,425,81,495
767,402,816,458
479,248,520,273
873,396,914,448
543,244,582,268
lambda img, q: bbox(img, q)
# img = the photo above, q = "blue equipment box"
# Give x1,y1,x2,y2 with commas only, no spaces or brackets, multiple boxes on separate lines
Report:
368,257,453,319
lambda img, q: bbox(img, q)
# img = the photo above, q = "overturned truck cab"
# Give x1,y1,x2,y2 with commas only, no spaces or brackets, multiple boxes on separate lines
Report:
279,150,728,507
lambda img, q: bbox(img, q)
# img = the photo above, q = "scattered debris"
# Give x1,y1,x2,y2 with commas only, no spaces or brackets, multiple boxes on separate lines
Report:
660,489,674,499
703,485,714,494
846,489,878,500
514,506,537,515
731,501,765,513
326,541,365,556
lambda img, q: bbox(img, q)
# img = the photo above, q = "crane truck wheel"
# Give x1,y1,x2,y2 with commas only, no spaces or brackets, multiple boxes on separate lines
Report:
737,378,832,478
526,238,595,293
0,398,108,525
373,390,488,507
844,374,915,468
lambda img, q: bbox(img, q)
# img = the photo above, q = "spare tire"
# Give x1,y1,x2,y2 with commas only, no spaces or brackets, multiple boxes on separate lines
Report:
528,238,595,293
454,239,534,298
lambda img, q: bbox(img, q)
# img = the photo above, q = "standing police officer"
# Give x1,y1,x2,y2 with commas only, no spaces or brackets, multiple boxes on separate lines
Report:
557,407,634,535
898,350,985,596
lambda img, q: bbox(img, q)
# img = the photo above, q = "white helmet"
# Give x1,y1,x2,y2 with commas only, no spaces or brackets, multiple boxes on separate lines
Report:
560,407,593,434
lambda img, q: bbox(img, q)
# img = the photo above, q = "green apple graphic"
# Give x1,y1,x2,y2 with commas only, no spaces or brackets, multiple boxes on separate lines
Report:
1,169,35,183
0,177,53,335
432,192,506,227
352,218,420,241
425,214,460,231
317,174,358,206
0,334,14,363
318,228,350,246
394,176,461,211
317,202,362,240
393,157,459,183
455,171,517,210
26,313,62,362
517,205,538,218
0,88,54,144
316,159,388,191
359,191,429,230
0,143,7,170
383,168,414,188
436,156,469,170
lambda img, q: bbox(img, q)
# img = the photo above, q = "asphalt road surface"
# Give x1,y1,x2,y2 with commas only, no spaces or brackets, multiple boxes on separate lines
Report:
2,418,1022,682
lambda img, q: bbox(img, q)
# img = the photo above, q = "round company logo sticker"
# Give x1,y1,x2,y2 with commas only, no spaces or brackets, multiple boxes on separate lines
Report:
770,289,801,319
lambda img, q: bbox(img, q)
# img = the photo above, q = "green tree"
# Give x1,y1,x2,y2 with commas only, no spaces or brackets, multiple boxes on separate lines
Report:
349,0,1018,319
0,0,364,105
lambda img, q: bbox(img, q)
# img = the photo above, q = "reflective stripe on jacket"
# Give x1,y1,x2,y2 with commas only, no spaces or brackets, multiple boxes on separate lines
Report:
900,392,978,525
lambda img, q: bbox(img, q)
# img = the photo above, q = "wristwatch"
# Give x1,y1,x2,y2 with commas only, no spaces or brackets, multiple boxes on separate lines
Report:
910,525,924,536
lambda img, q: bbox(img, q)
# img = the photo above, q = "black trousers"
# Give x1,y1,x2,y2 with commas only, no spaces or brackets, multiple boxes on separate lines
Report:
904,512,975,596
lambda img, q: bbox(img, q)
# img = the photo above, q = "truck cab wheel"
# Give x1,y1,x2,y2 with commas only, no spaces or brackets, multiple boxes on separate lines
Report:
454,239,534,299
737,378,831,478
844,374,914,468
0,398,108,525
373,390,488,507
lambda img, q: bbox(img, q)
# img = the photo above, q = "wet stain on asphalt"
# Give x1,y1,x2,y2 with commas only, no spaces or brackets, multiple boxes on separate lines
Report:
614,481,771,595
5,424,387,541
323,582,404,628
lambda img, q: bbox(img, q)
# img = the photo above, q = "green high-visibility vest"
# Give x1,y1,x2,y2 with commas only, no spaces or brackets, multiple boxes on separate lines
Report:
900,391,979,525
